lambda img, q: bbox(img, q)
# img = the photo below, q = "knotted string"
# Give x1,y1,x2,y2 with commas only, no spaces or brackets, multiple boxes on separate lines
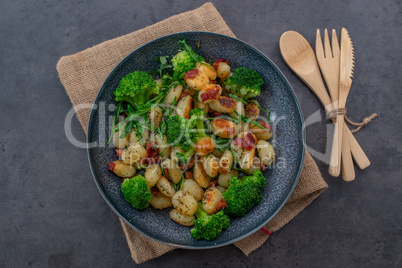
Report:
326,108,377,133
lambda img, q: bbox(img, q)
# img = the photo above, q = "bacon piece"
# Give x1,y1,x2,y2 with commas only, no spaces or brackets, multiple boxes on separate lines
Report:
140,156,161,166
115,149,124,157
233,133,256,151
162,165,169,176
185,171,194,180
212,58,229,71
208,111,221,117
200,85,221,102
151,187,159,196
183,69,199,80
208,179,218,189
146,141,158,157
107,162,115,171
259,120,271,131
209,79,216,84
180,90,190,99
212,198,227,214
260,161,266,172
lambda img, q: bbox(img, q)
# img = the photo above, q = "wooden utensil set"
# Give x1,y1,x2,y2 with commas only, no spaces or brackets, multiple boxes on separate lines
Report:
280,28,373,181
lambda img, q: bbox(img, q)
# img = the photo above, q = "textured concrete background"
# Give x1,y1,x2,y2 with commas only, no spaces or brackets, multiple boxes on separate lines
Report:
0,0,401,267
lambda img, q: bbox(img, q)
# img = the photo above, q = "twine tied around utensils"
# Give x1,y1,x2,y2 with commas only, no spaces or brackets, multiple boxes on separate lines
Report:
326,108,377,133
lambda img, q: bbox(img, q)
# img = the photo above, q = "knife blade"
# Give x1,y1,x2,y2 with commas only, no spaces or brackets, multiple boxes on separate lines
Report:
339,27,355,101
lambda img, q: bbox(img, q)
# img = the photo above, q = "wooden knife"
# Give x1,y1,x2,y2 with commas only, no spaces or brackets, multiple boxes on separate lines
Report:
329,28,355,177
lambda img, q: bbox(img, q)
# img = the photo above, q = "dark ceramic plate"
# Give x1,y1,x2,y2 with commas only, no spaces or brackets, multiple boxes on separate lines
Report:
87,32,305,249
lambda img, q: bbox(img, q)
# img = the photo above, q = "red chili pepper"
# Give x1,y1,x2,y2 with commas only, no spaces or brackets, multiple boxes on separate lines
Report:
260,228,271,235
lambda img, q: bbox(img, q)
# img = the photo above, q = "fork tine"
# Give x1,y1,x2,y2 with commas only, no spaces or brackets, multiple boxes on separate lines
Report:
324,28,332,58
315,29,324,59
331,29,340,56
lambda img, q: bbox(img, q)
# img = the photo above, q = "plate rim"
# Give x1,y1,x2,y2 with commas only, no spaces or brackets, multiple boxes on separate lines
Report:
87,31,305,249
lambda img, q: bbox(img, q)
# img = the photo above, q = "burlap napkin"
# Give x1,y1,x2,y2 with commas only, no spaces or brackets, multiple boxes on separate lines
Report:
57,3,328,264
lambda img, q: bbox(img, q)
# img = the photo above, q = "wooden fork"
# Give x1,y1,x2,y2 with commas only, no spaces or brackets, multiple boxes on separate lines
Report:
316,29,370,180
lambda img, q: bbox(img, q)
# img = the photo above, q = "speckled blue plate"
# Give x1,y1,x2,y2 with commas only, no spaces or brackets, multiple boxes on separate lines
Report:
87,32,305,249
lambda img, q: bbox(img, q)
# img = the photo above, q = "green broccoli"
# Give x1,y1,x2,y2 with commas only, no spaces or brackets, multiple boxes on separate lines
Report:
114,71,160,108
121,175,152,210
223,170,266,217
187,108,208,144
190,203,230,240
166,115,192,150
171,40,204,79
224,67,263,100
176,148,195,167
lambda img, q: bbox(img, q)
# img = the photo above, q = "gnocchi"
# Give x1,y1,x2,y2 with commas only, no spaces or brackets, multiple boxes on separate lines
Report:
218,170,239,187
144,164,162,187
169,209,195,226
211,118,238,138
121,143,147,165
172,190,198,216
245,100,260,120
257,140,275,166
218,150,233,174
202,154,219,178
108,160,136,178
202,187,224,214
150,192,172,209
193,161,211,188
156,176,175,198
163,84,183,105
182,179,204,201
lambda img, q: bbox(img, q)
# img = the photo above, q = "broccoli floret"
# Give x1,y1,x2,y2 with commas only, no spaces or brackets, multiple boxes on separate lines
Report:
224,67,263,100
176,148,195,166
121,175,151,210
187,108,208,143
171,40,204,79
223,170,266,217
166,115,192,150
190,203,230,240
114,71,160,108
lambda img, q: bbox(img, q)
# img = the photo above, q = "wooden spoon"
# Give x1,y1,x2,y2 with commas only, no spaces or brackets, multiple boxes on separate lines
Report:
279,31,369,177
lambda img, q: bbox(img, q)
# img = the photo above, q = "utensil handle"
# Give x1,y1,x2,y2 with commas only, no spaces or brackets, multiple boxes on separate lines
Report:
329,115,344,177
344,124,371,169
341,127,355,181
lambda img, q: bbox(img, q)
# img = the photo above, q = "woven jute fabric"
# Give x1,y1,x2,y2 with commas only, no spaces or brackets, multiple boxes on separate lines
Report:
56,2,328,264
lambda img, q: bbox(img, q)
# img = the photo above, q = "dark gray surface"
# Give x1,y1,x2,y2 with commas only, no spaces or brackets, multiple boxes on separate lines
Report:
0,0,401,267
